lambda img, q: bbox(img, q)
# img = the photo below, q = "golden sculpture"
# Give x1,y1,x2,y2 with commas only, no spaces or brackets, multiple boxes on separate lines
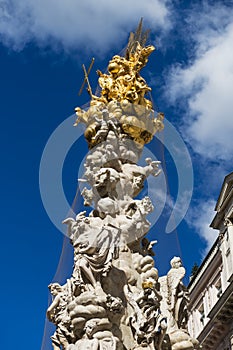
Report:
74,19,164,148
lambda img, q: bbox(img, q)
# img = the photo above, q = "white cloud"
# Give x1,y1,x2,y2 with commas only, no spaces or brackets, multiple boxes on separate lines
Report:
0,0,171,54
165,4,233,161
186,198,218,256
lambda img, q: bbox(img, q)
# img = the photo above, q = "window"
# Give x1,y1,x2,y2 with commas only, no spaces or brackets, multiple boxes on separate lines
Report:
215,279,222,298
198,304,205,326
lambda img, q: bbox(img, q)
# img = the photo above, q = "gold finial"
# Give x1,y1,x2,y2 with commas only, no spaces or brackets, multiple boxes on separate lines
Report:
74,20,164,148
76,20,156,110
78,19,156,109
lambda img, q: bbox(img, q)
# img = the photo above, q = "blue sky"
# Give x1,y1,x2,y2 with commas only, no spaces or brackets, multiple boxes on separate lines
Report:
1,1,233,349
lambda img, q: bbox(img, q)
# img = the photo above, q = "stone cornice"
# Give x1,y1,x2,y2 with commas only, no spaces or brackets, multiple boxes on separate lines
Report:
188,239,220,293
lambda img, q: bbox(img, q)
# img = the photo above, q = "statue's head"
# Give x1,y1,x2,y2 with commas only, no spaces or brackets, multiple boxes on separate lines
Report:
170,256,182,269
48,282,62,295
84,319,99,338
141,196,154,214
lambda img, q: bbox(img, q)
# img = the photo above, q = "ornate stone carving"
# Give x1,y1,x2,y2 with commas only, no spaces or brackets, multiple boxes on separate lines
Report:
46,20,198,350
126,280,167,350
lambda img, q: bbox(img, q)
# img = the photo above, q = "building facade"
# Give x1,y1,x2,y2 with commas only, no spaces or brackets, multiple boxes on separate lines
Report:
188,172,233,350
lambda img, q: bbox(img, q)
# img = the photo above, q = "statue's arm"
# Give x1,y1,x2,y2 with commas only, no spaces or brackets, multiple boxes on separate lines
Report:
46,295,60,321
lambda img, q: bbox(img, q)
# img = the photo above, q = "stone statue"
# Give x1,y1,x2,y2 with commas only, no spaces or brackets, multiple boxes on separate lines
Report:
158,258,198,349
47,282,74,350
64,219,120,293
166,257,189,331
